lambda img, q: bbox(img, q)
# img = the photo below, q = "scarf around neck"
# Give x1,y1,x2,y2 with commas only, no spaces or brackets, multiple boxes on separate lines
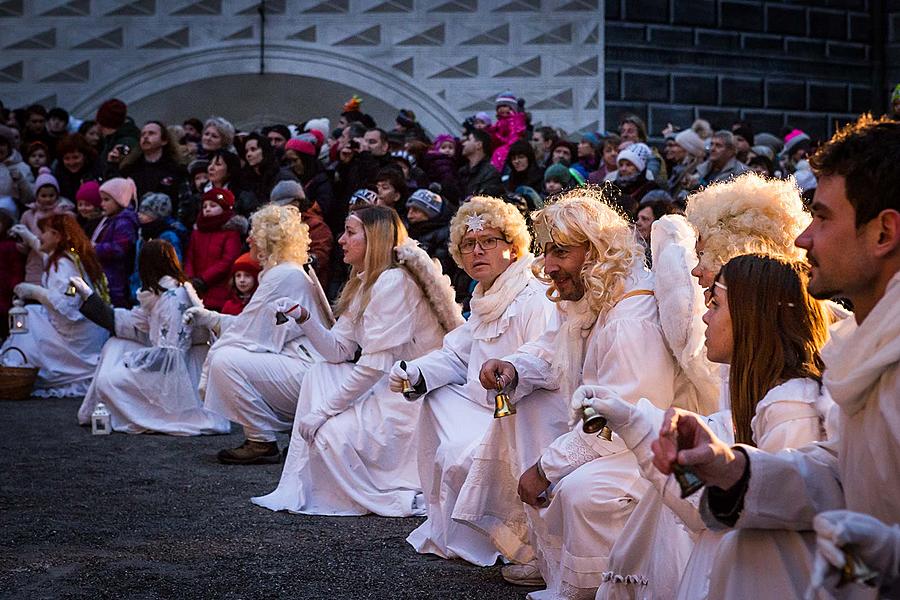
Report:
469,255,535,340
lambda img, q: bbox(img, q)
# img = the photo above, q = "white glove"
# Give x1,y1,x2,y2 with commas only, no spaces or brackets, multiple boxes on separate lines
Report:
808,510,899,595
183,306,220,329
298,410,331,443
389,360,422,394
568,384,625,428
14,282,49,305
68,276,93,300
272,296,308,323
10,224,40,252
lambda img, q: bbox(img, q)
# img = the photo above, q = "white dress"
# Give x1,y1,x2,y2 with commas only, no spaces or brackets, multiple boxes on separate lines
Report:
406,273,558,566
76,279,230,435
1,256,108,397
511,268,679,600
252,268,446,517
202,261,331,442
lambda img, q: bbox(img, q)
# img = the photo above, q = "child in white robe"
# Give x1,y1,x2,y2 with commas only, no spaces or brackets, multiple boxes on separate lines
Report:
4,214,108,397
252,205,462,517
74,239,230,435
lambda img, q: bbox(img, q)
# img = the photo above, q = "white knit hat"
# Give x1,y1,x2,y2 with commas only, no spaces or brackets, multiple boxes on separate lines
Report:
675,129,706,157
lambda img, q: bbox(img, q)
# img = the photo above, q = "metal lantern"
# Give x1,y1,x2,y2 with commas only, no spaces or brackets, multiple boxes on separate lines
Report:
91,402,111,435
8,298,27,334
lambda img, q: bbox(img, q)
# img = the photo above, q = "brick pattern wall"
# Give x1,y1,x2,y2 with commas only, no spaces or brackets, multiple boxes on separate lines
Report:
605,0,898,141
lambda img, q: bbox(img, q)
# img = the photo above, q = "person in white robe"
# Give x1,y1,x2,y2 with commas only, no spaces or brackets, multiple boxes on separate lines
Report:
476,189,678,599
389,196,559,566
3,215,108,397
187,204,333,464
651,115,900,600
583,253,834,600
72,239,229,435
252,205,463,517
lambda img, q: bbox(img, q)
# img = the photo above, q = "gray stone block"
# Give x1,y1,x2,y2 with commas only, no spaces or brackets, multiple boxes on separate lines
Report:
786,38,827,58
671,0,716,27
696,30,741,51
695,107,742,130
606,68,621,100
607,22,647,44
720,1,764,32
721,76,763,108
767,80,808,110
650,105,695,132
672,74,718,105
624,71,670,102
848,13,870,42
740,111,786,135
827,41,867,61
766,5,807,37
809,83,848,112
623,0,669,23
649,26,694,47
742,33,784,52
809,9,848,40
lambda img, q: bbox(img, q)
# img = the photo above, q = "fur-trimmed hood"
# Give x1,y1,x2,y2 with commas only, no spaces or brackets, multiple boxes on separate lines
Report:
222,214,249,235
394,239,464,333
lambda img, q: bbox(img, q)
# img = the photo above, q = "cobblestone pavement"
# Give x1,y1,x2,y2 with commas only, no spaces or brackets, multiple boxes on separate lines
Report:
0,397,532,599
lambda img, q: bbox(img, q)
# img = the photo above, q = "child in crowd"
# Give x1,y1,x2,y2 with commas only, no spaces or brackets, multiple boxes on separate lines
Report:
74,180,103,238
93,178,139,307
542,163,573,198
177,159,210,229
74,239,230,436
0,209,25,337
424,135,460,201
183,187,243,312
130,192,189,299
612,143,658,218
4,214,109,396
24,141,49,180
221,252,260,316
405,188,453,277
17,168,73,283
485,92,527,171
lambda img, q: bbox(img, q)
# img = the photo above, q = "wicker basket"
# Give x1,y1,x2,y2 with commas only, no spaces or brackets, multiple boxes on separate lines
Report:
0,347,39,401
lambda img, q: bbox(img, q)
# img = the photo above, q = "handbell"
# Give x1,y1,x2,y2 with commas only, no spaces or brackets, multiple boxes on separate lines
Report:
839,548,879,588
399,360,417,399
493,374,515,418
581,406,613,441
672,463,704,498
274,311,289,325
65,282,78,297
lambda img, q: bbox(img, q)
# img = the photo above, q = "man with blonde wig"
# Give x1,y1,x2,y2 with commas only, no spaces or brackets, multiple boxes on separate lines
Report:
479,188,679,597
187,204,333,464
392,195,561,566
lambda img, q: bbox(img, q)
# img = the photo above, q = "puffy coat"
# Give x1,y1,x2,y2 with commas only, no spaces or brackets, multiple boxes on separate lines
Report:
93,207,139,307
183,215,243,311
487,112,528,172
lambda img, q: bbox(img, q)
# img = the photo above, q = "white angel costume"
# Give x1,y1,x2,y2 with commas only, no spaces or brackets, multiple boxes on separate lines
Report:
203,262,332,442
1,254,108,397
405,256,559,566
253,244,461,517
76,277,230,435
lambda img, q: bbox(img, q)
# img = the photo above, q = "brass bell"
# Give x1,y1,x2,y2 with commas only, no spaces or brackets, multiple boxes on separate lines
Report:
839,548,878,588
399,360,417,399
582,406,613,441
672,463,704,498
493,374,515,419
65,282,78,297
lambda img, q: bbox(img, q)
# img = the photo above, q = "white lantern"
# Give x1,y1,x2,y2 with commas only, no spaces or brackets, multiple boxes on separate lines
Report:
91,403,111,435
8,298,27,334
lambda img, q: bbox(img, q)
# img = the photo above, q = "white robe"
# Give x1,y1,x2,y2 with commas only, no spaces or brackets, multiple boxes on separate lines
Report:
252,268,446,517
406,276,558,566
1,256,108,397
511,268,678,600
77,281,230,436
202,261,330,442
699,271,900,600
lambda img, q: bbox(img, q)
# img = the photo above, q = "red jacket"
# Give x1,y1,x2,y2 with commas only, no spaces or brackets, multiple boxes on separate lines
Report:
184,222,243,311
303,202,333,289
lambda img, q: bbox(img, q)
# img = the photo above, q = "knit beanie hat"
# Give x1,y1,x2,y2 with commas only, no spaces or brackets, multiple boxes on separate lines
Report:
75,180,102,208
406,188,443,219
396,109,417,129
783,129,811,156
474,111,493,126
99,177,137,208
269,180,306,206
617,147,646,172
305,117,331,138
33,167,60,194
495,91,518,111
754,132,784,155
202,187,235,211
544,163,572,184
284,138,316,157
303,129,325,150
187,159,210,177
391,150,416,168
731,124,755,146
230,251,261,278
138,192,172,220
95,99,127,130
750,145,775,161
674,129,705,157
432,134,456,152
349,188,377,206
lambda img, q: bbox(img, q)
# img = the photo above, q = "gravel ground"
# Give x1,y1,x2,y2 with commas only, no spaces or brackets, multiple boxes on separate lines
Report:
0,397,533,600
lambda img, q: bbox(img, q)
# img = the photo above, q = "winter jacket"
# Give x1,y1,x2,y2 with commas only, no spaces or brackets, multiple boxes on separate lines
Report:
612,175,658,219
458,158,504,201
98,118,141,174
53,162,101,203
407,218,454,279
184,216,244,311
119,154,187,208
0,238,25,337
302,170,338,236
92,207,139,307
423,153,461,206
303,201,334,289
486,112,528,172
695,157,749,188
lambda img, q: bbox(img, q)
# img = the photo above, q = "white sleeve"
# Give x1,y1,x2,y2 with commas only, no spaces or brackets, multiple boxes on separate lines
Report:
505,325,560,400
113,306,151,341
755,400,823,453
410,321,472,391
356,269,427,372
299,313,357,363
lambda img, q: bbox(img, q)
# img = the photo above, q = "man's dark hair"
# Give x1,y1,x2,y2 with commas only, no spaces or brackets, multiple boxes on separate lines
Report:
366,128,387,144
469,129,493,156
345,121,368,141
809,114,900,227
375,166,408,198
25,104,48,119
183,117,203,133
48,107,69,123
535,126,558,145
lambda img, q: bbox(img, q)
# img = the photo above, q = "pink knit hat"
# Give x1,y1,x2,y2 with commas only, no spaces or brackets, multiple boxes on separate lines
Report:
99,177,137,208
75,180,102,208
33,167,59,194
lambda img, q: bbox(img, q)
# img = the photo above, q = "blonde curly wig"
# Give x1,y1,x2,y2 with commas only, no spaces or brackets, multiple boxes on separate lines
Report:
249,204,309,268
532,187,645,319
685,172,810,272
448,195,531,267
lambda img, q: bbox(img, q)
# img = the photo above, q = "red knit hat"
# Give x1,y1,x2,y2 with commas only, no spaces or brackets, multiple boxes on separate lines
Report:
305,129,325,149
230,252,261,277
95,99,127,130
201,187,235,210
75,180,102,208
284,138,316,156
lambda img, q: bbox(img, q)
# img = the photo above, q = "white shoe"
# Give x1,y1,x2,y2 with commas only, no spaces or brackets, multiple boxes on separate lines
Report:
501,562,545,586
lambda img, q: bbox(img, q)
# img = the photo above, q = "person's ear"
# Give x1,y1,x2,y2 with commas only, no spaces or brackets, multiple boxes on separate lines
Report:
873,209,900,258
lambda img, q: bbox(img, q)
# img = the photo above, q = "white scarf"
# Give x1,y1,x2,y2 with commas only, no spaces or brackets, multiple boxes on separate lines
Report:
551,295,598,401
822,271,900,416
469,255,534,340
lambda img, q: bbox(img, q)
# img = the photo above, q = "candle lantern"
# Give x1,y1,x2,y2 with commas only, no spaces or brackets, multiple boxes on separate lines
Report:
8,298,27,334
91,403,111,435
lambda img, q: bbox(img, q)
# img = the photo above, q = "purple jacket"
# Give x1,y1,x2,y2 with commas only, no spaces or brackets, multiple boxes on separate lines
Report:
93,207,139,307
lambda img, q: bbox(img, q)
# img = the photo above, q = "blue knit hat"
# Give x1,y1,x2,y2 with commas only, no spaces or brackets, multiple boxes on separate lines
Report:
495,91,518,111
407,189,443,219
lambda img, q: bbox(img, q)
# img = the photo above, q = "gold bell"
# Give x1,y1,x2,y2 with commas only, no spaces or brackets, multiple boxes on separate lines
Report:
839,548,879,588
493,374,515,419
581,406,613,441
65,282,78,297
672,463,704,498
399,360,417,399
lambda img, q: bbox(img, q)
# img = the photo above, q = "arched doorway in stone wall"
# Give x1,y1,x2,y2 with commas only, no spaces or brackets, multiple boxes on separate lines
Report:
69,45,462,135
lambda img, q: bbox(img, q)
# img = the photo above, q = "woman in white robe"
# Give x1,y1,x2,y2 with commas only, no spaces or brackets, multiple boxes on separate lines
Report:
390,197,559,566
4,215,108,397
74,239,229,435
252,205,462,516
578,253,834,600
187,204,333,464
